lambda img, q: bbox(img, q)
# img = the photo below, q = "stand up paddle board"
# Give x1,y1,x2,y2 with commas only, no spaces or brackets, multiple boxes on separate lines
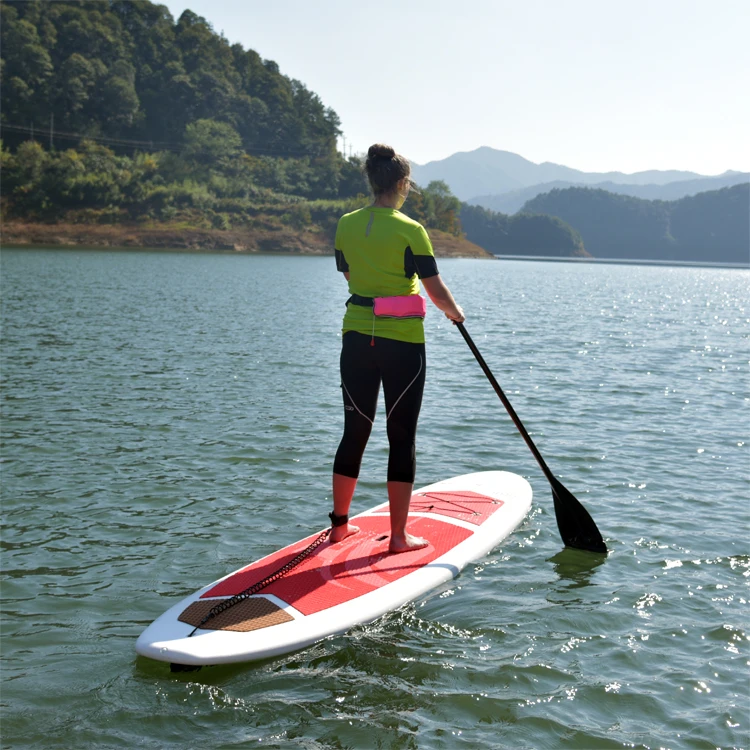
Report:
136,471,531,667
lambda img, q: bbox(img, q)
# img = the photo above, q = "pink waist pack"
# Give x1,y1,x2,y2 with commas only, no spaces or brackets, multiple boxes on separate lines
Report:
373,295,427,319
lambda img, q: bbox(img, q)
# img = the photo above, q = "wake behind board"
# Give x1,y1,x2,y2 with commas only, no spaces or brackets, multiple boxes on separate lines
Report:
136,471,531,667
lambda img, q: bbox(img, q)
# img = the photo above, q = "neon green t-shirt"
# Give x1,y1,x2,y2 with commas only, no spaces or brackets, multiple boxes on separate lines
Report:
335,207,439,344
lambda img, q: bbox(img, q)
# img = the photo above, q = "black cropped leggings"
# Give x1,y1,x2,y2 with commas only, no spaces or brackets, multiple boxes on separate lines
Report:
333,332,426,483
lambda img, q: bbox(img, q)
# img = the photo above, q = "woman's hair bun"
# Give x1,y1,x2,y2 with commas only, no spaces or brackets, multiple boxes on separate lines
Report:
364,143,410,196
368,143,395,160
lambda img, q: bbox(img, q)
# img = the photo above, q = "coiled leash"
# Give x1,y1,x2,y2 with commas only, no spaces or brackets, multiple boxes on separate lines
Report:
187,513,348,637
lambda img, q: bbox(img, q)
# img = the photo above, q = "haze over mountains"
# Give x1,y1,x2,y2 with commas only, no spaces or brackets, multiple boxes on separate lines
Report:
410,147,749,212
470,172,750,215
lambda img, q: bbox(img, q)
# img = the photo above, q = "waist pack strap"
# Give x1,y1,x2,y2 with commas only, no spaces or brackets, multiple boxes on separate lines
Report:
346,294,374,308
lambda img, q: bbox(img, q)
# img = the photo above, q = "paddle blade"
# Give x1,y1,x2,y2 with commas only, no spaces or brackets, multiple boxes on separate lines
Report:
550,477,607,554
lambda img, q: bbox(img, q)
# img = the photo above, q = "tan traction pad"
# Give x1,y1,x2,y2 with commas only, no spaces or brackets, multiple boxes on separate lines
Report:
178,597,294,632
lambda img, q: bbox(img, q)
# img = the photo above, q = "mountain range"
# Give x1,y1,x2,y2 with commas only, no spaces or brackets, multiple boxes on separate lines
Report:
470,172,750,215
521,184,749,265
410,146,748,212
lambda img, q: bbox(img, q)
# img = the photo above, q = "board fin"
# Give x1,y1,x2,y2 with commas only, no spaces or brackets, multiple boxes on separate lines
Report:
170,663,202,673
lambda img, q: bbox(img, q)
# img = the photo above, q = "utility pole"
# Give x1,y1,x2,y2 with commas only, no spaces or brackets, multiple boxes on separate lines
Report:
342,135,346,157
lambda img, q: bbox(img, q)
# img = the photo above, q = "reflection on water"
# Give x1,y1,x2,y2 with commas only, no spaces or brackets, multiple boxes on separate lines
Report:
548,548,608,590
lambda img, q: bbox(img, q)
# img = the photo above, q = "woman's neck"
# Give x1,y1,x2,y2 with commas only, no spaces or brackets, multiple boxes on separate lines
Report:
372,193,400,209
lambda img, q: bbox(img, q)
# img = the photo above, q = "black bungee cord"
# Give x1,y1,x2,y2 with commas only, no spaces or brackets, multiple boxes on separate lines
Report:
187,514,351,637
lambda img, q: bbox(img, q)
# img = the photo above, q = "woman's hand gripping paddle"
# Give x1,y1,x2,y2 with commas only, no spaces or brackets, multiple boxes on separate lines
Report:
456,323,607,554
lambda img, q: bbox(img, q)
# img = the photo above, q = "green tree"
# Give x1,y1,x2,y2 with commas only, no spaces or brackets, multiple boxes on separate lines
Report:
404,180,462,236
100,60,140,126
56,53,107,122
336,156,368,198
184,119,242,168
2,140,50,212
423,180,462,235
0,3,53,121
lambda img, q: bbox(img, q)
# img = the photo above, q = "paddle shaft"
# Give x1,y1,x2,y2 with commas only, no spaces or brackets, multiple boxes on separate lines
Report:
456,322,555,485
456,323,606,553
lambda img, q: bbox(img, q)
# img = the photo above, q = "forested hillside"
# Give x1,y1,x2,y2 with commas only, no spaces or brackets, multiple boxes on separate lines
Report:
523,185,749,264
1,0,340,160
460,204,588,257
0,0,586,258
0,0,363,209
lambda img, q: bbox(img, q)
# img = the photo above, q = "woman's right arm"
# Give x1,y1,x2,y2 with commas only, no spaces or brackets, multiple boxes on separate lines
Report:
421,275,465,323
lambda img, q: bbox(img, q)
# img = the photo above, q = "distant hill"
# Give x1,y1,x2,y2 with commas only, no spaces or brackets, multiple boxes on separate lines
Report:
410,146,715,201
470,172,750,215
522,184,750,264
459,203,588,258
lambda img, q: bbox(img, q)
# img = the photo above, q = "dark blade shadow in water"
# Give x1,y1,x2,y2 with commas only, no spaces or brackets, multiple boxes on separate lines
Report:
548,548,608,592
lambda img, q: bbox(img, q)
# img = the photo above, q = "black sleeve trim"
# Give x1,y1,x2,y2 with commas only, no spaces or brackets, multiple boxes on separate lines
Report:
404,246,416,279
335,249,349,273
413,252,439,279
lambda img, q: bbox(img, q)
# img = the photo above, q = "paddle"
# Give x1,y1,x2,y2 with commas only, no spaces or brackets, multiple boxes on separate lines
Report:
455,322,607,554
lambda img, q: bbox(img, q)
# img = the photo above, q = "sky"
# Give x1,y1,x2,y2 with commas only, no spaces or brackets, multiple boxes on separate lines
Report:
161,0,750,175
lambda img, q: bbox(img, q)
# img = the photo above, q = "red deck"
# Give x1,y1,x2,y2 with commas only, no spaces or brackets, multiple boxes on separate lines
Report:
369,490,504,525
202,491,504,616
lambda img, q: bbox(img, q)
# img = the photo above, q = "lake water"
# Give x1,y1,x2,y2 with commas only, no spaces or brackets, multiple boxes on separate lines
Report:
1,249,748,749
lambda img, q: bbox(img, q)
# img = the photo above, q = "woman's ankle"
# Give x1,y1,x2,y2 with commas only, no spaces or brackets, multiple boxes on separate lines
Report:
330,522,359,543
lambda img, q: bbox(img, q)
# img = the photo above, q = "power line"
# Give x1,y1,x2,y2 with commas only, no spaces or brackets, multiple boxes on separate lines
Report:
0,122,329,158
2,122,181,152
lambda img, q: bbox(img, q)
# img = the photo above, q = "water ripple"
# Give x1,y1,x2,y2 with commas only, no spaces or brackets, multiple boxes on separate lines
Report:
2,251,748,749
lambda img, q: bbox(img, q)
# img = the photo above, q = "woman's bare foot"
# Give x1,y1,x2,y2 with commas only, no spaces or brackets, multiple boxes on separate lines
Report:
389,532,429,554
330,523,360,543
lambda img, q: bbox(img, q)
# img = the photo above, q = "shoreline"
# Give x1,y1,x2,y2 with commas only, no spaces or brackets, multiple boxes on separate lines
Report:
491,253,750,270
5,222,738,268
0,221,494,259
4,242,745,270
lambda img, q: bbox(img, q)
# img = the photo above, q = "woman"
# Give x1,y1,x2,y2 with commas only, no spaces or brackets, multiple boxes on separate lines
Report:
330,143,465,553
